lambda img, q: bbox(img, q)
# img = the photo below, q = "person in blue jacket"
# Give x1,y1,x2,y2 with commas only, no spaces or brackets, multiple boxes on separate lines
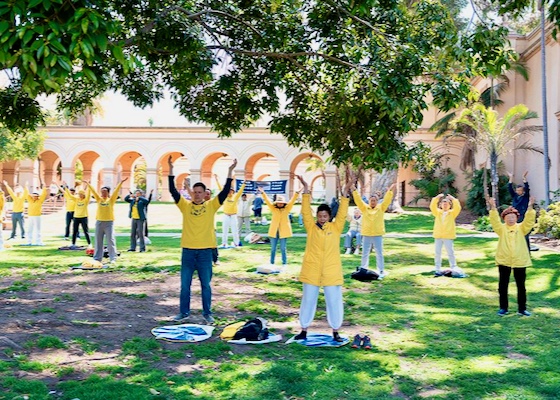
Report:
125,189,150,252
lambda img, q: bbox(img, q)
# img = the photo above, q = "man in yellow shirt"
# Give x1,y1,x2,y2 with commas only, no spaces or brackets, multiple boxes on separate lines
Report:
25,185,48,245
60,182,78,240
3,181,26,239
86,178,127,264
169,156,236,324
67,185,92,248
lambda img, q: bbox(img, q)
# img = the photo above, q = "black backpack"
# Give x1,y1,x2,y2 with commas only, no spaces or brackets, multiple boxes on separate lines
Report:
233,318,269,341
351,267,379,282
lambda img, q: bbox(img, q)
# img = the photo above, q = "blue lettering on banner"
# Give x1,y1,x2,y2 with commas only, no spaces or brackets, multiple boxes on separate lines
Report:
236,180,287,194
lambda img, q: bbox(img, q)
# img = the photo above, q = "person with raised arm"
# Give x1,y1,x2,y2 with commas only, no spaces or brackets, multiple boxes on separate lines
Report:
124,189,150,252
86,178,127,264
258,185,300,267
69,183,91,248
352,183,396,279
0,188,5,250
293,175,351,343
168,156,236,324
3,181,26,240
486,196,536,317
59,182,77,241
219,179,246,248
507,171,535,250
25,184,48,245
430,193,462,276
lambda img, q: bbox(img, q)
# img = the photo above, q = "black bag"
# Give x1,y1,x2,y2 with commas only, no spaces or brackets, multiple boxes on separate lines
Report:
351,267,379,282
233,318,269,341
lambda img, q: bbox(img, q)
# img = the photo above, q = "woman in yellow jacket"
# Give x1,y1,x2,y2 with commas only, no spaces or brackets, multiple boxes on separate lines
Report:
25,186,48,245
352,183,396,279
258,186,299,266
87,178,127,264
293,175,350,342
487,196,536,317
430,193,461,276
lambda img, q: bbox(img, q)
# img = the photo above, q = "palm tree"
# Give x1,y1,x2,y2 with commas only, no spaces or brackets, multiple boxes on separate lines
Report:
452,103,542,206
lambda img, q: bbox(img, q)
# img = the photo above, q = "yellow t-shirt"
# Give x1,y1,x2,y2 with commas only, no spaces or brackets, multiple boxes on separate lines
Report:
5,185,25,213
73,189,90,219
64,189,77,212
176,196,222,248
221,183,246,215
26,188,48,217
131,203,140,219
88,182,123,221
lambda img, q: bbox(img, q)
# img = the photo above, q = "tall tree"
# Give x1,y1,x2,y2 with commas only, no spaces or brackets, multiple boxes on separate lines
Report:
452,103,541,205
0,0,515,170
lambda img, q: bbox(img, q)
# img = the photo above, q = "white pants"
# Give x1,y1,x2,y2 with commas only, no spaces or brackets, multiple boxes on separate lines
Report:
27,216,43,245
434,239,458,270
222,214,239,246
299,283,343,330
361,235,384,272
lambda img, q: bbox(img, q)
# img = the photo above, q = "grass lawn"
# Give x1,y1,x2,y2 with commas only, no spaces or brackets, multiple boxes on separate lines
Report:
0,205,559,400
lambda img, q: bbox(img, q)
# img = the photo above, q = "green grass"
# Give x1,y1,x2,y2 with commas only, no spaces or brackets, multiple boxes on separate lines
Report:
1,210,559,399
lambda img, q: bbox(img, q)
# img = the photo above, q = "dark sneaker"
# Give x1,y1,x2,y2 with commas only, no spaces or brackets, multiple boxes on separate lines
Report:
529,246,539,252
517,310,532,317
332,332,343,343
351,334,362,348
127,249,136,252
172,313,190,322
362,335,372,350
497,309,508,316
203,314,215,324
294,331,307,340
434,270,444,277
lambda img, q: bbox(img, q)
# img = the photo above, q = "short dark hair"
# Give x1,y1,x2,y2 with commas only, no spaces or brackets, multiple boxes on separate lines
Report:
193,182,206,191
516,184,525,190
101,186,111,193
317,203,332,217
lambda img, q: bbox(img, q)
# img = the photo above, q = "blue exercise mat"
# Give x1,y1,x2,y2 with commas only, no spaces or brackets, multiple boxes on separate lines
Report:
151,324,214,343
285,333,349,347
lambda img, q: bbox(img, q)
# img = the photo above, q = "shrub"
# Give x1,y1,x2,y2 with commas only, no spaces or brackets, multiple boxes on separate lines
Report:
466,168,511,216
473,215,493,232
534,202,560,239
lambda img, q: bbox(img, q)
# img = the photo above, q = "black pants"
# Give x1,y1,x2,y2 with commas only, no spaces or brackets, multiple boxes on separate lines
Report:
72,217,91,245
65,211,74,238
498,265,527,312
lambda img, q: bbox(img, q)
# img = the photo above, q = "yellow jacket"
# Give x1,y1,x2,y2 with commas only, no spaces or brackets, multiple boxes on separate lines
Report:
352,190,393,236
262,191,299,239
63,188,77,212
222,182,246,215
68,188,90,218
0,192,4,217
87,182,123,221
489,209,536,268
299,194,349,286
5,184,25,213
430,197,461,239
26,188,48,216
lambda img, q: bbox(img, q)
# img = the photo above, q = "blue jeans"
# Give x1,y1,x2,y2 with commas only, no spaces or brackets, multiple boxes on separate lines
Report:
180,248,213,316
11,212,25,238
270,233,287,265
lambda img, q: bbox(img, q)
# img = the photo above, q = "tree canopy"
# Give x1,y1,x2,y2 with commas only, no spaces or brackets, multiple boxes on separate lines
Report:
0,0,521,170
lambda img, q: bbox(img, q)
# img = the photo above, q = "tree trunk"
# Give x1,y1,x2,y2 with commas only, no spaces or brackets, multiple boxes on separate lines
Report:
490,151,499,208
371,169,403,213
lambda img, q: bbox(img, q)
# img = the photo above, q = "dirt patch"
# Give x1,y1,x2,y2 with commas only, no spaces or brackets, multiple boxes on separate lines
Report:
0,269,370,384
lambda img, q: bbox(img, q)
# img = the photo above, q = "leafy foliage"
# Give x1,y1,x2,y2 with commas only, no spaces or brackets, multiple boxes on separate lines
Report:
0,0,519,169
466,168,511,216
535,202,560,239
473,215,493,231
0,128,45,162
407,142,458,204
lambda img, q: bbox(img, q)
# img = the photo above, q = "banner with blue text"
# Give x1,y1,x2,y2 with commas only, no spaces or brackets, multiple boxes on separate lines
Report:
236,180,287,194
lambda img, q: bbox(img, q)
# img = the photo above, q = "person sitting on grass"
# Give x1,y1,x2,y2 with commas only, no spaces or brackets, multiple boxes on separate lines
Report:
430,193,461,276
293,174,351,343
486,196,536,317
343,208,362,255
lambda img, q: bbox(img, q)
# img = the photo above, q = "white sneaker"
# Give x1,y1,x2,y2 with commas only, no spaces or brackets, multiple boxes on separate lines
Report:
344,248,351,255
354,248,360,255
377,270,388,279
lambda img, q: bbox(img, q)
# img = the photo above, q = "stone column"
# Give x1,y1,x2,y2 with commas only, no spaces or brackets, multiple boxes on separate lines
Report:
60,167,75,187
324,170,337,201
145,167,158,199
279,170,291,196
120,169,132,194
18,159,36,190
